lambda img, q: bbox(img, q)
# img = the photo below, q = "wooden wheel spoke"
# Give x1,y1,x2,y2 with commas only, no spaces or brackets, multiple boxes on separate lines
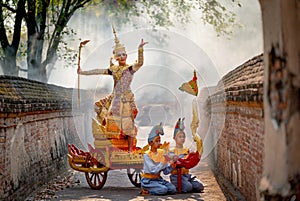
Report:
127,168,142,188
85,171,107,190
134,173,138,183
93,173,97,184
96,173,101,184
90,173,95,181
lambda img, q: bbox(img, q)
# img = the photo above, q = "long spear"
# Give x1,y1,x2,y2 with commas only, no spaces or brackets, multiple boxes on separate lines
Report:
77,40,90,108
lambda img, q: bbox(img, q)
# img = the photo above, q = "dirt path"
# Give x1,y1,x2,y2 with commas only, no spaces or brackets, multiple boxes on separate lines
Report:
26,126,227,201
26,159,227,201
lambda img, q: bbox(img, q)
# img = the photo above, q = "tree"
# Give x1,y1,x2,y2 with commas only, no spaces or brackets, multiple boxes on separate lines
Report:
0,0,90,82
99,0,239,35
0,0,240,82
0,0,25,76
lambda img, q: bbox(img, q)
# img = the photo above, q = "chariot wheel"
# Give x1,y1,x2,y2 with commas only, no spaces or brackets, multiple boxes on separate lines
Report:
85,171,108,190
127,168,142,188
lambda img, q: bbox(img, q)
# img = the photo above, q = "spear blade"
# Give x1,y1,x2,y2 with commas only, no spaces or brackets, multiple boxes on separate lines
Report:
80,40,90,47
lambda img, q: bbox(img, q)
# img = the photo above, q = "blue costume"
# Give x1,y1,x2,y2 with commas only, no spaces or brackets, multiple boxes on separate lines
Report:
169,118,204,193
140,123,177,195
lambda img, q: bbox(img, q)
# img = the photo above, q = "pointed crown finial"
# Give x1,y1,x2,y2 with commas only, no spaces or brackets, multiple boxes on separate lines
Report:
111,24,126,58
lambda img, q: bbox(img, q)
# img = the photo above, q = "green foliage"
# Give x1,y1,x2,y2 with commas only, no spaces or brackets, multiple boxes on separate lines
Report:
57,25,79,68
200,0,238,36
91,0,240,36
0,0,241,81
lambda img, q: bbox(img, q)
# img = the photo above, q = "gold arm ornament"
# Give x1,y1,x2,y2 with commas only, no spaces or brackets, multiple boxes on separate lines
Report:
77,40,90,108
190,100,203,155
160,141,170,154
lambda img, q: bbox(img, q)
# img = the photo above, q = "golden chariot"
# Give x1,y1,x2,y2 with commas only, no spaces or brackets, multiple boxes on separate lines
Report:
67,100,150,190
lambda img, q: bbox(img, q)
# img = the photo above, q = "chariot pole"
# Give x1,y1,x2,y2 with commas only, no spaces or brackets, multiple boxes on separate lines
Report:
77,40,90,107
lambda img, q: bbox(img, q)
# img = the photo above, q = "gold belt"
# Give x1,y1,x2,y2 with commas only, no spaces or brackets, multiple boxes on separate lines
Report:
171,168,189,175
141,173,161,179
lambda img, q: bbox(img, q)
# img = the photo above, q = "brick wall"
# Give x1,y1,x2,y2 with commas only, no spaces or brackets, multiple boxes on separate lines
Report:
205,54,264,201
0,76,83,201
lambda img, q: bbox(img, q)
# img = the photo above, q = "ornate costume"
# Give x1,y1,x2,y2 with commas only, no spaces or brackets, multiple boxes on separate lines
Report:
96,29,144,138
169,118,204,193
169,147,203,193
108,27,143,132
105,64,138,137
140,124,176,195
80,26,146,151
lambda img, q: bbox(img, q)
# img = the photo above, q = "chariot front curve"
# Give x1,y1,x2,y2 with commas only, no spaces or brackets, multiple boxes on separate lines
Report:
67,112,148,189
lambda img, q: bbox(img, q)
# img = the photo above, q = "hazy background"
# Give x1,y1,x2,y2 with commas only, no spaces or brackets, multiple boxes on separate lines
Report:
48,0,263,88
50,0,262,152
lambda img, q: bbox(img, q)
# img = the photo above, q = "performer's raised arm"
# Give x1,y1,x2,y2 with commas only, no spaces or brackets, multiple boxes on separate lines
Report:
77,68,111,75
132,38,148,72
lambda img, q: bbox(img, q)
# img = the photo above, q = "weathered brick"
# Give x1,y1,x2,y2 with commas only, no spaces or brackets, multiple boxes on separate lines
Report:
204,54,264,201
0,76,86,201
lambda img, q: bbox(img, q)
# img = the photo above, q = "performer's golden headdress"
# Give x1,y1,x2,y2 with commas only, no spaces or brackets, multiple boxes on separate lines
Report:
112,25,126,59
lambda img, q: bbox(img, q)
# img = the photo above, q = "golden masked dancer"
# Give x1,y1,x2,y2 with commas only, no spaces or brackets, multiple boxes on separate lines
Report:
77,26,148,152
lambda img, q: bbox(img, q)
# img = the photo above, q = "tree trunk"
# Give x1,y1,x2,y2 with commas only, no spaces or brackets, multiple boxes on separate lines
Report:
1,47,19,76
27,34,48,82
45,53,58,83
27,34,39,81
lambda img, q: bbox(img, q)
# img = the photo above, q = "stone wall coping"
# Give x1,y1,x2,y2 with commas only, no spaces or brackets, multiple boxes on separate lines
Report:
0,75,73,113
208,54,264,104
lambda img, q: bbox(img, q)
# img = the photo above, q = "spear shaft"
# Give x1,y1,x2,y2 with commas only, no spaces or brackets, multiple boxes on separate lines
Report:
77,40,90,108
78,46,81,108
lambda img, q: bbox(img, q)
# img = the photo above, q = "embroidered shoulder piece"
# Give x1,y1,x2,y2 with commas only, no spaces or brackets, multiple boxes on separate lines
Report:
147,149,165,163
109,64,131,80
171,147,189,156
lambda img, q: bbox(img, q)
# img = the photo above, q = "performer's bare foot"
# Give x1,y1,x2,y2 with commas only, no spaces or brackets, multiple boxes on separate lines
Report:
140,188,149,195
